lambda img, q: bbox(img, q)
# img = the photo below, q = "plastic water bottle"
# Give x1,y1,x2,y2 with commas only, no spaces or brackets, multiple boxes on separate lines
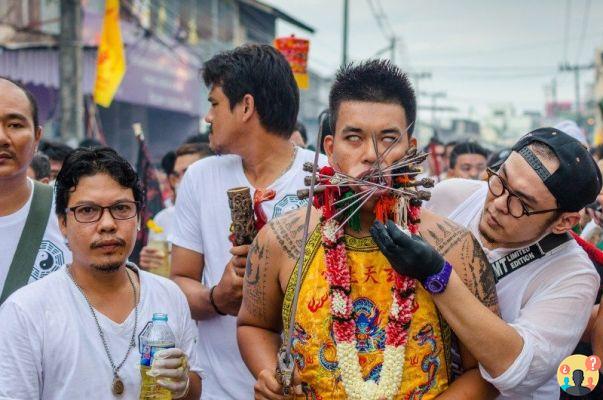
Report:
140,313,176,400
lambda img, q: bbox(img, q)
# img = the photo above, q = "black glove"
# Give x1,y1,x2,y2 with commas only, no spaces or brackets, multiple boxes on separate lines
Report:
370,220,445,281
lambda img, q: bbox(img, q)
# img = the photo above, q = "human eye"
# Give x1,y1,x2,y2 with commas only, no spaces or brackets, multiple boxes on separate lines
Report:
382,135,399,143
346,135,361,142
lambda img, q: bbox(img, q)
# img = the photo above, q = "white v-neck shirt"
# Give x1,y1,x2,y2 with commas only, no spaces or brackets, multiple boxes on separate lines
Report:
0,265,201,400
170,148,326,400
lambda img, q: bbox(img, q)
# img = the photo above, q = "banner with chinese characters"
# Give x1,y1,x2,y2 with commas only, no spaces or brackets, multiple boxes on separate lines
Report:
274,36,310,90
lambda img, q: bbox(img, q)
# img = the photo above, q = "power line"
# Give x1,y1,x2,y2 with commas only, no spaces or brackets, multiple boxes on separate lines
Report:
576,0,592,62
563,0,571,62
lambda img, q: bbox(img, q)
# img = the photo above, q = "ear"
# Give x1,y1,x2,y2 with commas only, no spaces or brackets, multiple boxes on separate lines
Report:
34,126,42,143
409,136,417,149
59,214,68,237
241,94,255,123
323,134,335,165
550,211,580,234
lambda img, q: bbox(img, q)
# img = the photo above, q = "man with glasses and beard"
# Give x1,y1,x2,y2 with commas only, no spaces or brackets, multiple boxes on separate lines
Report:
0,148,202,399
425,128,601,399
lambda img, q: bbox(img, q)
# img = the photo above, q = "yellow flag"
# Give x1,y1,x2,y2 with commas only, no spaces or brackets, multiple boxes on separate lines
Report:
93,0,126,107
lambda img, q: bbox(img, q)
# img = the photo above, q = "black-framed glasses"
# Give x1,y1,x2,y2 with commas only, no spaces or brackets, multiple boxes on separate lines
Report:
486,168,560,218
66,201,140,223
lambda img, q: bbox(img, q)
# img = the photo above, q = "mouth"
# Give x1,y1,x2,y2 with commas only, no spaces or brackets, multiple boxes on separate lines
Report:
91,239,125,252
352,170,393,195
0,152,13,160
484,209,501,229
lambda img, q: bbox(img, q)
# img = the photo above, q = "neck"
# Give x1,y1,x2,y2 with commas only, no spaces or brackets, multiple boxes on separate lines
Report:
0,174,31,217
69,261,132,296
239,132,294,188
343,205,377,237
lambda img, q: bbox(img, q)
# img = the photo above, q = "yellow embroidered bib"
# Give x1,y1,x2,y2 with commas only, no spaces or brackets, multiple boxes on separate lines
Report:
282,227,451,399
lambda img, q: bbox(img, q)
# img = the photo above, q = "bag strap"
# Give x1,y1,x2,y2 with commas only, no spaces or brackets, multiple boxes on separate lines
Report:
0,181,54,304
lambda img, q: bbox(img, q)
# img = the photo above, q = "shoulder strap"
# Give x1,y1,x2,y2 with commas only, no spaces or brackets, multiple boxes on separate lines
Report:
0,181,54,304
491,232,572,283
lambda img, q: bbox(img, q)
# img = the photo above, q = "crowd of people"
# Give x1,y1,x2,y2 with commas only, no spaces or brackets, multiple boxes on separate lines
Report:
1,43,603,400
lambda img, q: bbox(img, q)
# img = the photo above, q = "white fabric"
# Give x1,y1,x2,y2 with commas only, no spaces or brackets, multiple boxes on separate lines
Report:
427,179,600,399
0,179,71,292
0,265,201,400
170,147,326,399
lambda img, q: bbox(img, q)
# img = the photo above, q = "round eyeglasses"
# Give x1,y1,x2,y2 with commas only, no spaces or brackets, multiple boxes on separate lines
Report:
486,168,559,218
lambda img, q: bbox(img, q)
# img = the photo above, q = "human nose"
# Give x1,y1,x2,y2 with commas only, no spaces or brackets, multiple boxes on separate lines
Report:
362,136,378,165
97,207,118,232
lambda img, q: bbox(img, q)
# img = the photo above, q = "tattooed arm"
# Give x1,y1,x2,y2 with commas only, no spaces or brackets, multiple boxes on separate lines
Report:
421,211,523,379
237,210,307,382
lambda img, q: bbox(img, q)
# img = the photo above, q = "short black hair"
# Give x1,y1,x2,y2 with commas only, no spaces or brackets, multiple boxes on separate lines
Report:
29,152,51,180
294,121,308,143
161,151,176,175
39,140,73,162
0,76,39,129
176,142,212,158
202,44,299,138
329,59,416,135
55,147,144,218
449,142,490,168
78,138,103,149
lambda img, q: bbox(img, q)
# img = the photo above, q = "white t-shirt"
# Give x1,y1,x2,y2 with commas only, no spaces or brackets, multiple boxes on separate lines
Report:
427,179,600,400
0,179,71,292
170,147,326,400
0,264,201,400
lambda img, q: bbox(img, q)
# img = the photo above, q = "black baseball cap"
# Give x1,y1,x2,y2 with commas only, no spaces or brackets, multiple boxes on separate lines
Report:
511,127,602,212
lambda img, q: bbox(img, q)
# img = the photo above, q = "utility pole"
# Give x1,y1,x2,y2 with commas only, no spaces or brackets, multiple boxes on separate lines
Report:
410,71,432,111
420,91,447,129
59,0,84,145
342,0,349,66
559,62,594,125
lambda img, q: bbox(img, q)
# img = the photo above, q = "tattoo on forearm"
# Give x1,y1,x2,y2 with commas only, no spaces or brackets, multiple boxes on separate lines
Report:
268,213,304,260
426,221,499,313
244,240,268,320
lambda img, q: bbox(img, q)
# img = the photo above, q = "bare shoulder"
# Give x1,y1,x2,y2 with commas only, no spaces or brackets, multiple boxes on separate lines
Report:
420,209,500,314
264,206,319,262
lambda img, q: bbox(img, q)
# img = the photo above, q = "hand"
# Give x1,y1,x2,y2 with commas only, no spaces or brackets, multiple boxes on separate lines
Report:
255,368,302,400
214,244,249,316
148,348,191,399
139,246,165,270
370,220,444,281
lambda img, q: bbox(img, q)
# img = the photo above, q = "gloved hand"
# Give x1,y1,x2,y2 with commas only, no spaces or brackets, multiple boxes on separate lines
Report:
148,347,191,399
370,220,445,281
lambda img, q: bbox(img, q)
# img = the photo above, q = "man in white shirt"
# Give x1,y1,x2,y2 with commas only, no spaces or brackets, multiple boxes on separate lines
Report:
0,76,71,302
418,128,601,399
140,142,212,271
0,147,202,399
170,44,326,399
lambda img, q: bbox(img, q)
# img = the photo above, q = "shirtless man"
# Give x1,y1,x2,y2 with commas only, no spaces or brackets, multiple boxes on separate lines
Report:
238,60,499,400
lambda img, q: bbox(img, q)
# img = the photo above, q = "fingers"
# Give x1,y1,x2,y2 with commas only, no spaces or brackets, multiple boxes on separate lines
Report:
384,220,413,245
230,244,250,257
370,220,394,250
157,377,187,392
154,348,185,359
255,370,286,400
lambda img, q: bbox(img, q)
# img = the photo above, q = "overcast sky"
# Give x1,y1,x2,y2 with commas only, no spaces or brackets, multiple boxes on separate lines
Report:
265,0,603,121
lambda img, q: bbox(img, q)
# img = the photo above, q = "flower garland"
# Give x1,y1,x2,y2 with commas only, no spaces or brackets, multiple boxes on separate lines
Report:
320,200,419,400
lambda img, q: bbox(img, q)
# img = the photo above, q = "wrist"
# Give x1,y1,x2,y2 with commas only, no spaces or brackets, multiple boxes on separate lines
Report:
209,285,227,316
422,261,453,294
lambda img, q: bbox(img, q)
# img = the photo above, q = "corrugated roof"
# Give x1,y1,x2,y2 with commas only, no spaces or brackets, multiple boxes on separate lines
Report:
237,0,315,33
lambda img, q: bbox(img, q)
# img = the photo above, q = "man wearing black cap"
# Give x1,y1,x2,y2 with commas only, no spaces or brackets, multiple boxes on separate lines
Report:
413,127,601,399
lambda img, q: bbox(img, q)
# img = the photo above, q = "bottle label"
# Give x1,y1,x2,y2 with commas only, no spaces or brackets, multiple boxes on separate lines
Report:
140,344,175,366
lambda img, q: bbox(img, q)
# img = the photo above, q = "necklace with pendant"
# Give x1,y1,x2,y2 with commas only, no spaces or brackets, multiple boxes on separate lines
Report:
66,264,139,396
